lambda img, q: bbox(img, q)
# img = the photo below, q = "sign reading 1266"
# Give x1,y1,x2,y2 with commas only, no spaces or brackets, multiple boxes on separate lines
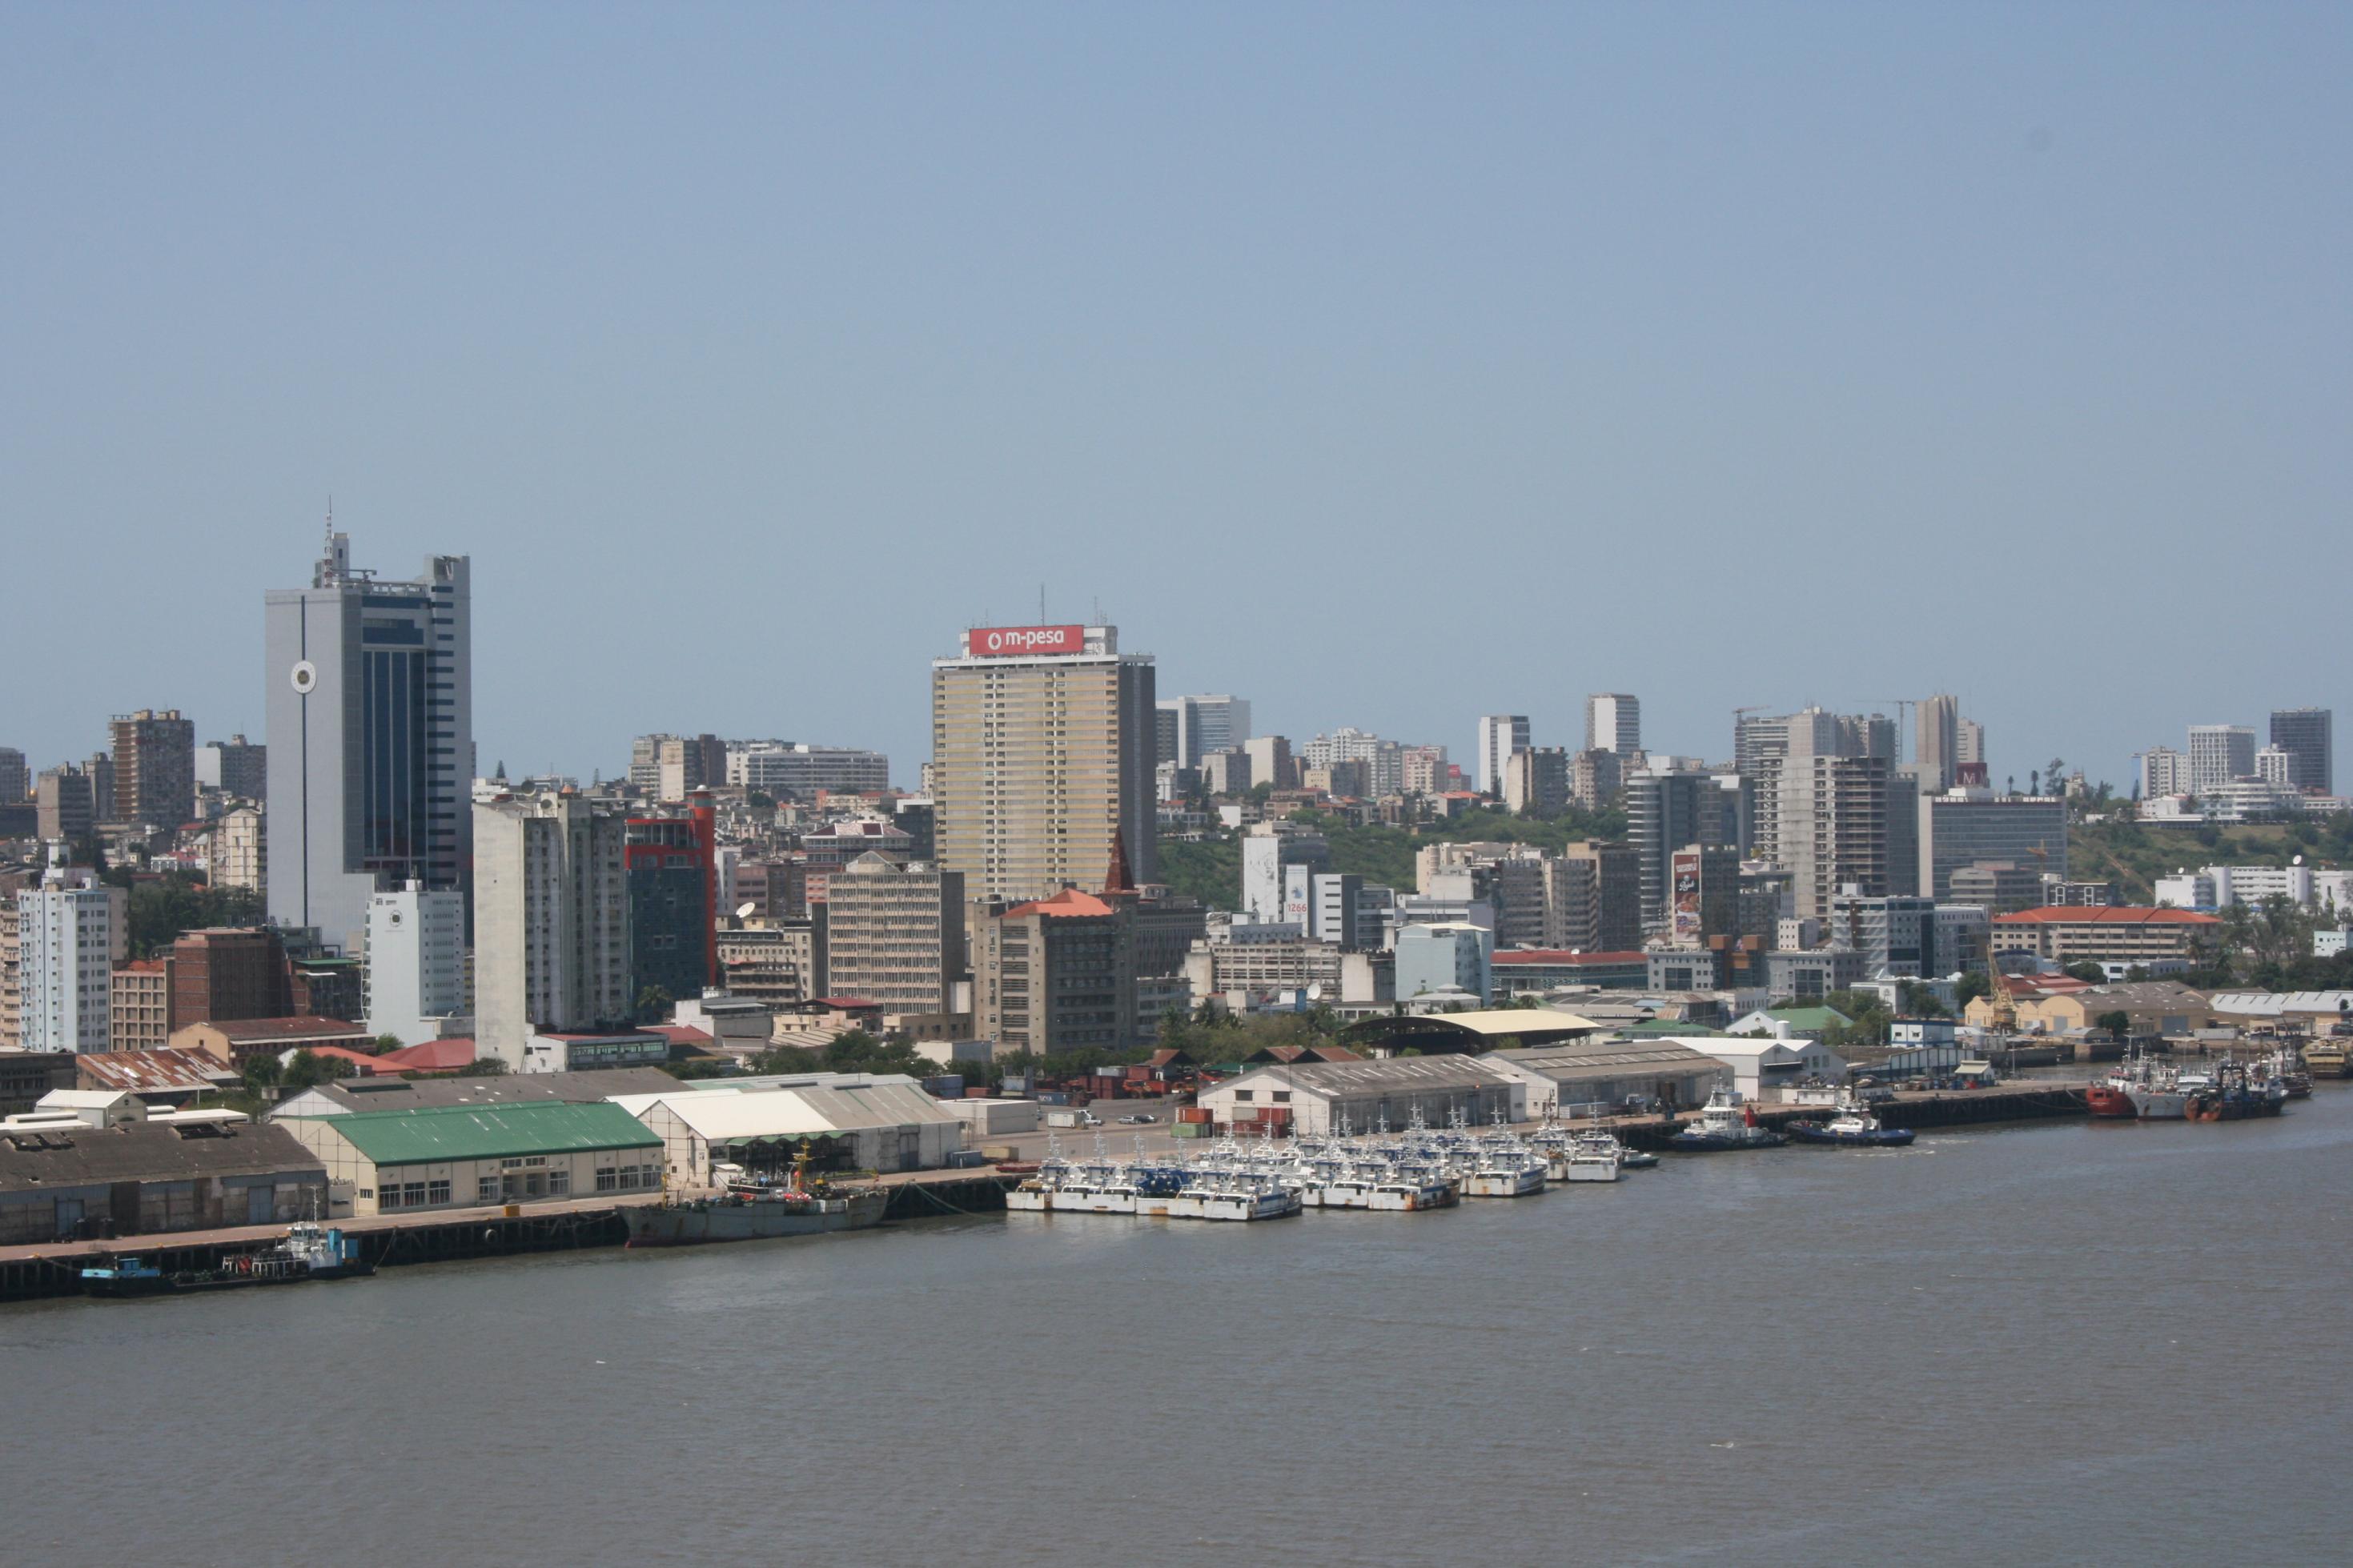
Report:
966,624,1084,657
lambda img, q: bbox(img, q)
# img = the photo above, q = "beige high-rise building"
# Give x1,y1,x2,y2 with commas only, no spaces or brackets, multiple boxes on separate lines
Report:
212,804,266,894
473,790,632,1069
931,624,1156,901
1916,694,1959,792
822,852,966,1014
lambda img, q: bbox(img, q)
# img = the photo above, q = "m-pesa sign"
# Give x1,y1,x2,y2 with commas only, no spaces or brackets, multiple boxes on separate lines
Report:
966,624,1084,657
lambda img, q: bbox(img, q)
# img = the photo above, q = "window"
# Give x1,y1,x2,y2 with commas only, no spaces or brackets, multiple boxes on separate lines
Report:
477,1176,500,1202
1235,1089,1255,1101
548,1169,570,1196
428,1179,451,1206
1273,1091,1292,1104
404,1182,428,1208
596,1166,618,1193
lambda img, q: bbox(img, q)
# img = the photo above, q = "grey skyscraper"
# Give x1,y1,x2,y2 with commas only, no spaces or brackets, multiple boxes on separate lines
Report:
2268,708,2332,794
1916,694,1959,792
266,529,472,956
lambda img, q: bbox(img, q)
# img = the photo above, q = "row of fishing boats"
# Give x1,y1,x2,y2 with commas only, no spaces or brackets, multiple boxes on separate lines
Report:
1007,1109,1657,1221
1007,1085,1917,1222
2084,1048,2305,1121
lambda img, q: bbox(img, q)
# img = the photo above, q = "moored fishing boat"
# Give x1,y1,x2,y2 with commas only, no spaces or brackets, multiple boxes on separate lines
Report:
1669,1085,1787,1152
627,1154,886,1245
1785,1093,1916,1149
83,1221,375,1296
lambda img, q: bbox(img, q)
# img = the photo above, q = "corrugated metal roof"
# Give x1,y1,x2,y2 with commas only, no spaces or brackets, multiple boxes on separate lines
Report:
1208,1056,1520,1099
325,1101,660,1165
74,1049,239,1094
614,1082,961,1140
1434,1009,1602,1037
1489,1041,1721,1081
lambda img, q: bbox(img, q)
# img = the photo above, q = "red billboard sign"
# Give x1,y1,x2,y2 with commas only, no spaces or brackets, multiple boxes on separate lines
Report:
966,624,1084,658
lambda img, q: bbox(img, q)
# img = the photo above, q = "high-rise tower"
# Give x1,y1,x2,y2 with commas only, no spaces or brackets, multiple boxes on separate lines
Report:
265,527,472,956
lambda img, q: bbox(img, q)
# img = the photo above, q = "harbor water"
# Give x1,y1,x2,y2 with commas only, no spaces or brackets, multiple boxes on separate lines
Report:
8,1090,2350,1566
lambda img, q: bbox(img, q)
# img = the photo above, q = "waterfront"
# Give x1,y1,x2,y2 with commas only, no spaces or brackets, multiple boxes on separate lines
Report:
8,1093,2349,1566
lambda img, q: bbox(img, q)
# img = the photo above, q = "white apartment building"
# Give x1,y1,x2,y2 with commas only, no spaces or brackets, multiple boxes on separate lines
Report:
363,880,469,1049
2139,747,2189,799
1242,822,1331,924
1476,716,1529,797
211,803,265,894
15,856,126,1053
1584,694,1640,756
727,742,891,800
473,792,632,1070
2187,725,2256,792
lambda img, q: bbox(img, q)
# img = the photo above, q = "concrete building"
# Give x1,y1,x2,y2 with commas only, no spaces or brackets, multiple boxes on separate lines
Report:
1242,820,1331,925
1699,1037,1849,1099
211,804,265,894
1827,888,1940,978
1394,921,1493,1004
0,1117,327,1244
0,747,24,805
15,860,125,1053
1488,1038,1720,1114
1183,937,1391,1010
1765,947,1869,1001
277,1100,664,1217
616,1080,965,1182
1195,1055,1526,1137
1584,694,1640,756
1553,840,1643,952
1916,694,1960,792
1918,790,2067,904
34,766,95,844
822,852,966,1013
109,960,171,1052
2138,746,2189,799
363,881,468,1049
266,531,472,957
1489,949,1650,993
1948,861,2046,914
1158,695,1251,770
970,886,1136,1057
1568,748,1622,811
1504,746,1569,817
1201,749,1251,796
2268,708,2332,795
2187,724,2257,793
1303,728,1405,799
1242,735,1297,793
1627,768,1741,932
625,804,717,1017
1476,715,1530,798
728,741,892,800
717,920,825,1007
109,708,195,829
1770,741,1890,919
1991,906,2222,966
474,791,632,1071
173,1014,373,1069
931,623,1155,900
195,735,267,800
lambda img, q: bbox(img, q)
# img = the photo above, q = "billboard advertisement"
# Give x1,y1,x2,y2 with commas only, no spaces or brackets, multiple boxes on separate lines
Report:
966,624,1084,658
1671,848,1703,945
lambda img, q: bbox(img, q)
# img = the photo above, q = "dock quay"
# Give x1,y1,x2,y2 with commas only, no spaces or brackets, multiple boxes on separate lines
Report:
1,1170,1019,1304
1611,1082,2092,1151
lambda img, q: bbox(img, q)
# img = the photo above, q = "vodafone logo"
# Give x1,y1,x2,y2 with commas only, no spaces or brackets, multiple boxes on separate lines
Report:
969,624,1082,656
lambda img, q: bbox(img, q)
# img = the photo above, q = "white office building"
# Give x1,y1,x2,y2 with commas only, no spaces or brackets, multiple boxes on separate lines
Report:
2187,725,2257,793
1584,694,1640,756
363,880,469,1049
1476,716,1530,797
1241,822,1331,924
15,856,126,1053
727,742,891,800
1394,921,1493,1004
474,791,632,1070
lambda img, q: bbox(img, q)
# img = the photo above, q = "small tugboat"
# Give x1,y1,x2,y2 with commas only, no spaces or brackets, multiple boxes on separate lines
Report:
82,1221,375,1297
1785,1093,1916,1149
1669,1085,1787,1152
625,1153,886,1245
2181,1058,2289,1122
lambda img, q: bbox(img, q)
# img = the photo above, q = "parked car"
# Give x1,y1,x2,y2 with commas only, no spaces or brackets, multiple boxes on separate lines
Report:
1117,1113,1157,1125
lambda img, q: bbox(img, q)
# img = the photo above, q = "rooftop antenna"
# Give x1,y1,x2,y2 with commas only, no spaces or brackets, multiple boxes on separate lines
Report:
1039,583,1046,623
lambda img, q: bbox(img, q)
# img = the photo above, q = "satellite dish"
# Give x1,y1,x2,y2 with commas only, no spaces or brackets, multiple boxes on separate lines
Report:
2293,854,2304,866
735,901,757,920
1305,983,1323,1001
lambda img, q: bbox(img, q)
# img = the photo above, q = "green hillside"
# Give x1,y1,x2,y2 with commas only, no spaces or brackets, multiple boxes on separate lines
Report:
2070,814,2353,903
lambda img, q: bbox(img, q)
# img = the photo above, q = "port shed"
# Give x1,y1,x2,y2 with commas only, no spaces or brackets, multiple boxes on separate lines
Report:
1484,1039,1723,1115
615,1081,966,1184
1195,1056,1527,1137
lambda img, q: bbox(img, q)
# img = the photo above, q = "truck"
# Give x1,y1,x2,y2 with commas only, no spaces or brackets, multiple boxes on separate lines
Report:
1042,1109,1103,1129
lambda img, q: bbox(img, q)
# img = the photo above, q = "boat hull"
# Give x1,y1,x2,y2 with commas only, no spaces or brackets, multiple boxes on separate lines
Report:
624,1189,886,1246
1670,1132,1787,1152
2085,1085,2138,1118
1786,1125,1915,1148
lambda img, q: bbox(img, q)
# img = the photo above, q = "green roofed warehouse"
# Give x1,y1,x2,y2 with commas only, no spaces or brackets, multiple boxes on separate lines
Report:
275,1101,664,1217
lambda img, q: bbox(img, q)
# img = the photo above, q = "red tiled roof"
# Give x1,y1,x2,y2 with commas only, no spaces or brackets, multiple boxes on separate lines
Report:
377,1037,477,1072
1004,888,1117,919
648,1025,714,1047
1993,906,2219,925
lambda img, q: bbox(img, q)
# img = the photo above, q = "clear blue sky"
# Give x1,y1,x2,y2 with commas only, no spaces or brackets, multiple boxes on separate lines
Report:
6,4,2347,791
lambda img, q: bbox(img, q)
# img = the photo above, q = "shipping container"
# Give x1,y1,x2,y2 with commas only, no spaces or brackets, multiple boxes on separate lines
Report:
1176,1106,1211,1125
1036,1092,1068,1106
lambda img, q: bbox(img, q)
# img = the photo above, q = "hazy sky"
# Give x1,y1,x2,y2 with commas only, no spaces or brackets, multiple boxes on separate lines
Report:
6,5,2347,792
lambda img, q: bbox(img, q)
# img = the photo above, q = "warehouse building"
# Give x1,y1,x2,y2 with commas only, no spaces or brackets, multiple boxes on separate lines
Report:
613,1080,966,1184
1195,1055,1528,1137
1340,1007,1603,1057
275,1101,665,1217
270,1067,681,1121
0,1118,327,1244
1486,1038,1724,1116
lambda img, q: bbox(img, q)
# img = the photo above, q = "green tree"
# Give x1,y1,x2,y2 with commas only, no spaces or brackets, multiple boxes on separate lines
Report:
634,985,675,1025
2095,1010,2132,1038
373,1033,404,1053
